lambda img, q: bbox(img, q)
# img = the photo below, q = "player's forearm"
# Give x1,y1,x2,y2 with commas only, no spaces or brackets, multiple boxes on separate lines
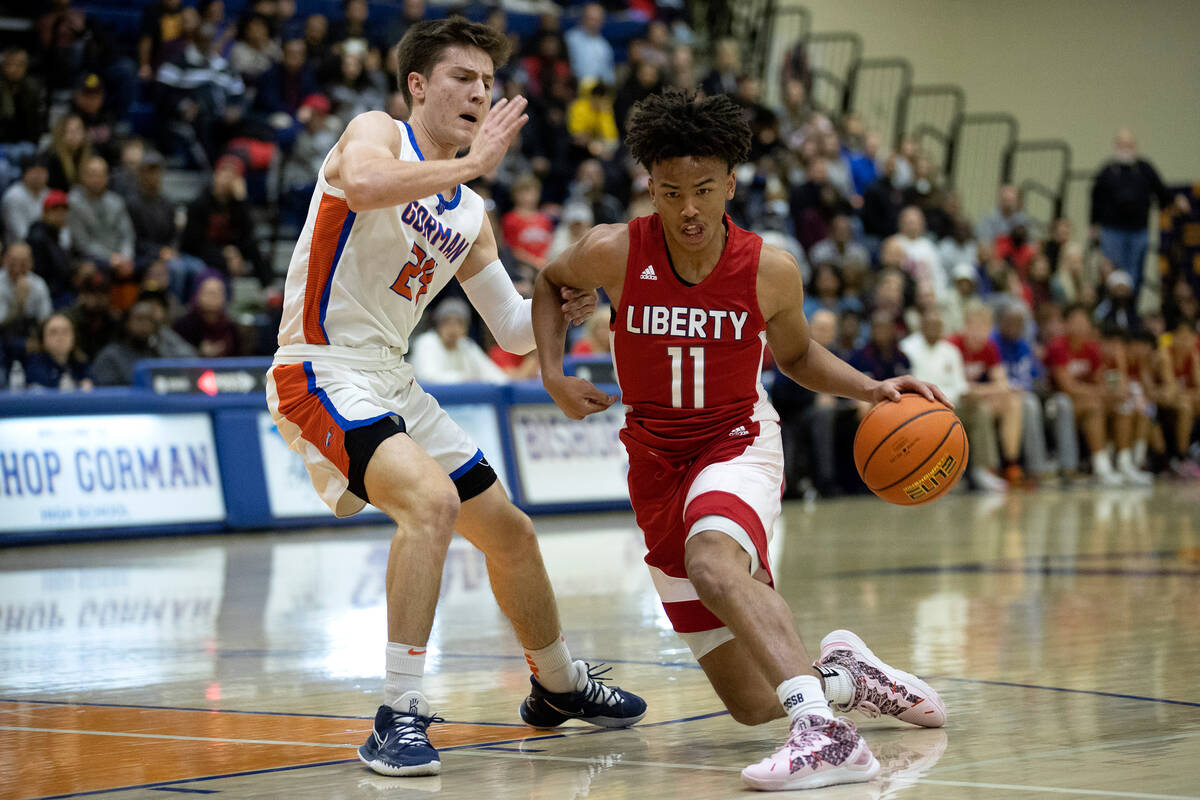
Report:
342,154,483,212
781,340,877,403
532,271,570,381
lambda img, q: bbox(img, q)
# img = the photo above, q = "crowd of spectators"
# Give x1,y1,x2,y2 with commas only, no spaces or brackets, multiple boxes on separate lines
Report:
0,0,1196,491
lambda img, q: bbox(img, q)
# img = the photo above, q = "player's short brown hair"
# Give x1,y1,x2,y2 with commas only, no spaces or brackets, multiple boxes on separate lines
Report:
394,16,512,107
626,88,752,172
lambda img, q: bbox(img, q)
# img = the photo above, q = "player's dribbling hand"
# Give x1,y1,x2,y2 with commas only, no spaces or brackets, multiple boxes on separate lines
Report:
546,375,619,420
560,286,597,326
872,376,954,409
468,96,529,175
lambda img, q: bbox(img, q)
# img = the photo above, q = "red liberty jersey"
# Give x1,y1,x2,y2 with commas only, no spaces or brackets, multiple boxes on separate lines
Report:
612,213,770,456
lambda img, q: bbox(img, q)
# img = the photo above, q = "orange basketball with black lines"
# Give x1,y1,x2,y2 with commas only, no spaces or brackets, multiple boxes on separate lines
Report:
853,394,968,505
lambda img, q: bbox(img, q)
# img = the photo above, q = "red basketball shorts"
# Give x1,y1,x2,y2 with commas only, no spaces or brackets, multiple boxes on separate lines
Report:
624,405,784,658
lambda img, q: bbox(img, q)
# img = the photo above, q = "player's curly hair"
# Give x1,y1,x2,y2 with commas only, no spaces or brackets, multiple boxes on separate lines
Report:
625,89,752,172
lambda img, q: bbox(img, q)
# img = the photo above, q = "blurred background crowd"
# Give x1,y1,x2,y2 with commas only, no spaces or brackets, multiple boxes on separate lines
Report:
0,0,1197,494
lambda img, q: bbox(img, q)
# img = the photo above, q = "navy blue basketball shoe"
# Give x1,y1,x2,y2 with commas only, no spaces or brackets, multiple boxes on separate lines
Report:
358,692,443,776
520,661,647,729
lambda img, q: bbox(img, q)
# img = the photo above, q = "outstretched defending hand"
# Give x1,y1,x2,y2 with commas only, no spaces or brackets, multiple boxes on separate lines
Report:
871,376,953,409
560,286,598,326
468,96,529,176
546,376,618,420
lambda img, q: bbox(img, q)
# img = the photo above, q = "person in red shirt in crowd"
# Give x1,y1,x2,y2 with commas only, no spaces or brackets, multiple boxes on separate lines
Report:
993,224,1036,279
950,301,1023,485
1046,304,1150,486
501,174,554,267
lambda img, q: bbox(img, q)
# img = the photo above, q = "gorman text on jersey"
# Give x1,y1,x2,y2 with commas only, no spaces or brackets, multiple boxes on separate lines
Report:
625,305,751,340
400,201,471,263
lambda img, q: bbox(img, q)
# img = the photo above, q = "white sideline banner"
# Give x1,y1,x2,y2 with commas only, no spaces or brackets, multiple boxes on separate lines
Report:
0,414,226,532
509,404,628,504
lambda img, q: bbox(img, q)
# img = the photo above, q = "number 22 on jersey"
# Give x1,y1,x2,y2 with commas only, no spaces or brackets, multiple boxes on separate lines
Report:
390,242,436,302
667,346,705,408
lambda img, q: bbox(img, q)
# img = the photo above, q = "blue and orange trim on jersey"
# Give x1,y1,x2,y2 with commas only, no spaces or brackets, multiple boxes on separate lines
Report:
302,195,356,345
271,362,391,476
401,121,461,213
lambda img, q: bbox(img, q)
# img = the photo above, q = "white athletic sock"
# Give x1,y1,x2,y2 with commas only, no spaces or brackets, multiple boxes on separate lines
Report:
1133,439,1147,466
385,642,426,709
816,664,855,707
776,675,834,728
524,635,576,693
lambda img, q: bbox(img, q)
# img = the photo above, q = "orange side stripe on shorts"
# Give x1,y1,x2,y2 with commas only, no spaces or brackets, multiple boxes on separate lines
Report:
272,362,350,476
302,193,351,345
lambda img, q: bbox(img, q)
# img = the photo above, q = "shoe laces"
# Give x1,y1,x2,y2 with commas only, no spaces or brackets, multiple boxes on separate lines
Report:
384,711,444,747
580,662,622,707
784,716,854,753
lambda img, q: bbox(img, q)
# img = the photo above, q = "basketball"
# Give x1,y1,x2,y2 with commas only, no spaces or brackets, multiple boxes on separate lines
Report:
854,394,968,505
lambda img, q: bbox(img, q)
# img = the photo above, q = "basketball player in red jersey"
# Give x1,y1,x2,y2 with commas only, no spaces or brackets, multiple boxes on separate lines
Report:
532,90,951,791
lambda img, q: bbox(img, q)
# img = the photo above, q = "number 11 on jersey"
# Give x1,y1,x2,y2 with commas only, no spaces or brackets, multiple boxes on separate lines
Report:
667,346,705,408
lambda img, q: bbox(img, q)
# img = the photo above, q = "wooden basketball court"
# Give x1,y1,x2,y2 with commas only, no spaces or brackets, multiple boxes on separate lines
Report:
3,485,1199,799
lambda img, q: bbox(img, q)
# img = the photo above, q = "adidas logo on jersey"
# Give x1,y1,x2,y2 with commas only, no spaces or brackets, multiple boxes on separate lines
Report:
729,425,749,437
640,265,657,280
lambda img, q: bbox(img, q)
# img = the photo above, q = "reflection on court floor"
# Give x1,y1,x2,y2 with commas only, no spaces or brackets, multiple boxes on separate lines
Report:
2,486,1199,799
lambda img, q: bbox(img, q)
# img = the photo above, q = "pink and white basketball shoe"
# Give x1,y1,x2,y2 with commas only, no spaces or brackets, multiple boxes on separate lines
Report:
815,629,947,727
741,714,879,791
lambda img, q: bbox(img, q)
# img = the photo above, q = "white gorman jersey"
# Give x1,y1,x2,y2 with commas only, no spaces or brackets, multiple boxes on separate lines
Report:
277,120,486,354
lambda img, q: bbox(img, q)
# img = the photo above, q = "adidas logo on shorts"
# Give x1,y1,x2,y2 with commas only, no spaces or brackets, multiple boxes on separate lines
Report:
640,265,657,280
729,425,749,437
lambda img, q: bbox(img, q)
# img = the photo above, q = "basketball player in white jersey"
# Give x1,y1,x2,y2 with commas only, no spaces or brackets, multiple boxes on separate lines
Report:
265,18,646,778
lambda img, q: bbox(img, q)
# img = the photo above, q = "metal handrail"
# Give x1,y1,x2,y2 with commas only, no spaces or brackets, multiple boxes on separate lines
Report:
801,31,864,115
849,57,912,120
1003,140,1072,192
759,4,811,84
946,112,1019,186
896,84,966,150
807,67,847,116
1016,180,1058,232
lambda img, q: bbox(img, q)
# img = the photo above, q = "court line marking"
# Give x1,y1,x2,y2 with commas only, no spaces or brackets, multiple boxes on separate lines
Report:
0,711,732,753
14,711,722,800
0,725,360,749
933,729,1200,774
937,677,1200,708
457,749,740,772
832,562,1200,579
914,778,1200,799
460,751,1200,798
0,697,529,727
23,759,360,800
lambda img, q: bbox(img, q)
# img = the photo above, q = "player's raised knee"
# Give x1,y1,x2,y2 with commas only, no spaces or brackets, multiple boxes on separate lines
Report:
684,536,747,600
